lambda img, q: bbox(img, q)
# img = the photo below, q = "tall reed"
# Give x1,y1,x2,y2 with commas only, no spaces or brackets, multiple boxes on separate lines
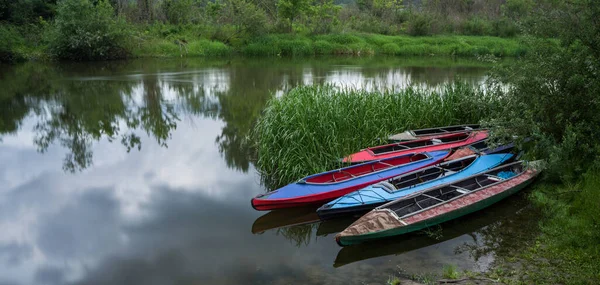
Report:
251,81,503,188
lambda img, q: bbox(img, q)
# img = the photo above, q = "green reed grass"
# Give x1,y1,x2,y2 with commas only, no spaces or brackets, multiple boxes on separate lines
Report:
252,81,504,188
241,34,527,57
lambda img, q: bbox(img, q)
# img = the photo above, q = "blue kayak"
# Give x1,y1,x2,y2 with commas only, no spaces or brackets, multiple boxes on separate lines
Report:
251,151,449,211
316,153,513,219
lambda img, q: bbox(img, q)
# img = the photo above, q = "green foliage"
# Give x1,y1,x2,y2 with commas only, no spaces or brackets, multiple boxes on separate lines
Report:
240,34,526,57
223,0,269,39
277,0,312,31
407,13,431,36
380,42,400,54
0,0,57,24
386,275,402,285
307,0,340,34
461,17,493,36
252,81,503,188
0,25,26,62
442,264,461,279
526,171,600,284
161,0,198,24
49,0,130,60
502,0,534,20
132,37,231,57
486,0,600,181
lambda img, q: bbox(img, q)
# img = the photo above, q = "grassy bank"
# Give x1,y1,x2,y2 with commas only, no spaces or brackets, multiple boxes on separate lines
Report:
5,28,530,61
488,172,600,284
238,34,528,57
251,81,503,188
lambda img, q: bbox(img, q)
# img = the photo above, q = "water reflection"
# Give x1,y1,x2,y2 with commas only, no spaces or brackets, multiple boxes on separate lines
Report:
0,56,502,285
332,192,536,269
0,57,490,173
252,207,320,234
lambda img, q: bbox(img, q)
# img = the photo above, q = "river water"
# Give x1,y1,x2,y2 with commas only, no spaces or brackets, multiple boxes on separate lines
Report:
0,57,534,285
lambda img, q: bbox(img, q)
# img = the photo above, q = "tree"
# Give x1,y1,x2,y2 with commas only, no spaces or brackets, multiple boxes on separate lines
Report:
277,0,311,32
308,0,340,34
49,0,130,60
487,0,600,181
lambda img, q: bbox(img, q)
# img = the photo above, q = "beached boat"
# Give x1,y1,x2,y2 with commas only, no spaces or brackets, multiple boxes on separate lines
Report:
335,160,540,246
343,131,488,164
251,151,449,211
388,124,484,141
332,190,528,268
317,152,514,220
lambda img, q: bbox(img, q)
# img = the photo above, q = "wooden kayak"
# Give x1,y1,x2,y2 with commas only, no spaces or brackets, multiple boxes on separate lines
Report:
317,152,514,220
335,160,540,246
251,151,449,211
388,124,484,141
343,131,488,164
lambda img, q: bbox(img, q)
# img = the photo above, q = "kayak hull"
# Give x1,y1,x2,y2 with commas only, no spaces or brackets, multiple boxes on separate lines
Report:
251,151,449,211
336,162,539,246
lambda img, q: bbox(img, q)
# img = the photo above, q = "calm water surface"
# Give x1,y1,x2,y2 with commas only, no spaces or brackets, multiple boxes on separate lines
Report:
0,57,533,285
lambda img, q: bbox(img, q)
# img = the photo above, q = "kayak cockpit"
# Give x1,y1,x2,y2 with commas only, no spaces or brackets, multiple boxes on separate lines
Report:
302,153,430,184
385,162,525,219
389,155,476,191
369,133,471,155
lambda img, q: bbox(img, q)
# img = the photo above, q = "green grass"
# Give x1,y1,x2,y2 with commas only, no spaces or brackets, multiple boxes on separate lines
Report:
522,171,600,284
482,171,600,284
2,21,532,62
241,33,528,57
442,264,461,279
132,38,232,58
387,275,402,285
251,81,504,188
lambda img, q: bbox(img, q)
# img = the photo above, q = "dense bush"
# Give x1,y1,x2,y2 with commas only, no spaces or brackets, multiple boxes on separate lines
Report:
0,25,25,62
487,0,600,181
406,13,431,36
48,0,130,60
462,17,493,36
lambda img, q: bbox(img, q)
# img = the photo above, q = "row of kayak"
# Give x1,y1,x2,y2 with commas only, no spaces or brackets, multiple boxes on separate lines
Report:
250,124,541,246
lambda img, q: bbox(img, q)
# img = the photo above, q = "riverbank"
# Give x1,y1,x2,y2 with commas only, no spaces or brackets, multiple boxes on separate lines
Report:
2,28,530,63
131,33,529,58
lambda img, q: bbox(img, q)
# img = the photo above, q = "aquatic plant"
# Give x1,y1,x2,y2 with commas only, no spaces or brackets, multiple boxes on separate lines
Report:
442,264,461,279
252,81,503,188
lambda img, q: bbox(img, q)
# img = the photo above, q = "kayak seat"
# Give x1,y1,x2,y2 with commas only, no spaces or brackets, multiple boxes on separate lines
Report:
375,181,396,192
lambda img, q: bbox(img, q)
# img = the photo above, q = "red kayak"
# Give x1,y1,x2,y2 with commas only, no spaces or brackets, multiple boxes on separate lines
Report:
342,131,488,164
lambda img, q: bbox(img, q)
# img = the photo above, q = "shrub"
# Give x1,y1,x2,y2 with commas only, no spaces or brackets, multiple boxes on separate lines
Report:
492,18,520,37
313,40,334,54
380,42,400,54
49,0,130,60
487,1,600,181
461,17,493,36
0,25,25,62
407,13,431,36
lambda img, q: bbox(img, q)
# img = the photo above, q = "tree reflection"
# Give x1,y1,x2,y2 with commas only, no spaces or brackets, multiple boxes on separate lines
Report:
0,57,492,173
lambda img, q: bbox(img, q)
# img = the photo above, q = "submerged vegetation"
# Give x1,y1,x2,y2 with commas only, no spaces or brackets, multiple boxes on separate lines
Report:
252,81,503,188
